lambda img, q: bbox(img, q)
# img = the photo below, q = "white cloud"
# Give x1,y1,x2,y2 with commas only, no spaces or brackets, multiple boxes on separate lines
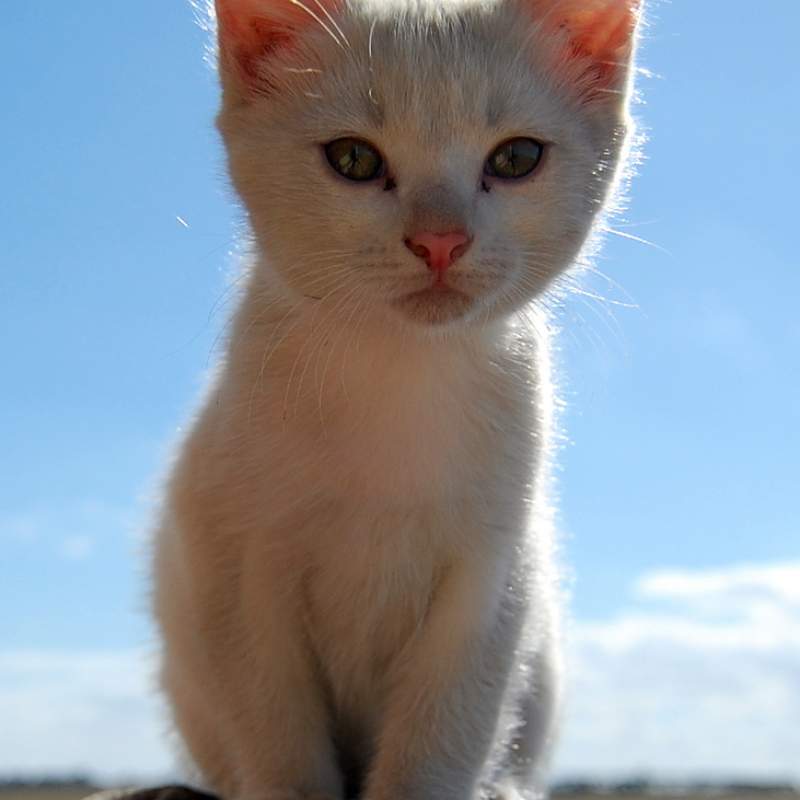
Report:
682,292,766,370
0,650,175,781
0,500,150,564
555,561,800,781
3,562,799,784
0,512,41,543
636,561,800,607
1,500,149,544
60,535,95,561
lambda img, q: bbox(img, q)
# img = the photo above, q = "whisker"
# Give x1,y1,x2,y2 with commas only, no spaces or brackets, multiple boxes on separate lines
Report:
603,226,670,254
288,0,346,51
243,262,359,423
316,285,368,428
310,0,350,49
248,297,305,425
368,17,377,64
288,282,361,420
568,285,637,310
283,67,324,75
339,290,371,400
580,264,637,307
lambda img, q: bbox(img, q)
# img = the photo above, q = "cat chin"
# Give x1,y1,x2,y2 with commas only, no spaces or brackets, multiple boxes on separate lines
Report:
390,285,479,327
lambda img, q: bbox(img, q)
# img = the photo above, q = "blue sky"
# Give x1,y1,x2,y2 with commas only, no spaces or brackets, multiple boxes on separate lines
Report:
1,0,799,784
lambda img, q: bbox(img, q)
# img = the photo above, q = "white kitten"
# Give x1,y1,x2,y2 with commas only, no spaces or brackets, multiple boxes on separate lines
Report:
152,1,641,799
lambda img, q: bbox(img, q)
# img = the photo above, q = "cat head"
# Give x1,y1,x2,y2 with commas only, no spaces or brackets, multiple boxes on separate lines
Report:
214,0,642,331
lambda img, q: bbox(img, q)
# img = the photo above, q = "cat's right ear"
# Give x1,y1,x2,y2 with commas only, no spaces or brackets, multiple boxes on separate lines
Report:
215,0,341,99
520,0,642,99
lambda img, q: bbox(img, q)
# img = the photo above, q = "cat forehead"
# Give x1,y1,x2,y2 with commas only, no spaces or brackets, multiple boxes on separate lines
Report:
286,4,576,144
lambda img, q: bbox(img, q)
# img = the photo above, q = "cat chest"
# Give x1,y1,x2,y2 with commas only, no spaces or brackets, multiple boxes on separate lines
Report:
314,388,503,504
302,510,443,727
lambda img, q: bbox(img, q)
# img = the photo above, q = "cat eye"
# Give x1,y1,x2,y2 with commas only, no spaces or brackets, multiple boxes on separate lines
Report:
324,137,385,182
484,138,544,180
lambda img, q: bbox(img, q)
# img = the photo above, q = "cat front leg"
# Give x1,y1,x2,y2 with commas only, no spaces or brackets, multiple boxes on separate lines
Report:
363,554,524,800
156,542,344,800
221,667,343,800
162,620,343,800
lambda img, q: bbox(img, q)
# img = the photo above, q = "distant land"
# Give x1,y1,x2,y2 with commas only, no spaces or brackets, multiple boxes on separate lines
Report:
0,776,798,800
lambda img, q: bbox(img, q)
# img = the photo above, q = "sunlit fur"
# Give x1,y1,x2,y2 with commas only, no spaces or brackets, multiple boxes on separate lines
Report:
153,1,641,799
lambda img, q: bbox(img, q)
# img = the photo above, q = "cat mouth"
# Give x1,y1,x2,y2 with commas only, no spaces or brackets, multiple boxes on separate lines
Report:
392,284,475,325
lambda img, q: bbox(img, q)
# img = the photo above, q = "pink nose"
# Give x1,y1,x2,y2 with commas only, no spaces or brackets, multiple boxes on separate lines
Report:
405,231,471,273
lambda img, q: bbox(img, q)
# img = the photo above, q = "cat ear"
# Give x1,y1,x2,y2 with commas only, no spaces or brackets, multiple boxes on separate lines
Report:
215,0,343,96
526,0,642,95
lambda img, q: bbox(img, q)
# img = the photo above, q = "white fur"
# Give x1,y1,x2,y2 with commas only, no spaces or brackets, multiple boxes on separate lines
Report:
152,1,640,799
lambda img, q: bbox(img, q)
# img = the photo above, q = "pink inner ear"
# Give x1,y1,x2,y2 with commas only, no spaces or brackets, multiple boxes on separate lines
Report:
571,1,640,63
530,0,641,88
216,0,343,85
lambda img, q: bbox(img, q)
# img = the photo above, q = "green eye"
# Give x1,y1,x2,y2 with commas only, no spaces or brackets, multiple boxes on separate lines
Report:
324,137,385,182
484,137,544,180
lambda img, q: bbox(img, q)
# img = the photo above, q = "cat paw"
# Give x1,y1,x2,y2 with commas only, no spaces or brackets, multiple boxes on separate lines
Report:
245,791,340,800
480,784,545,800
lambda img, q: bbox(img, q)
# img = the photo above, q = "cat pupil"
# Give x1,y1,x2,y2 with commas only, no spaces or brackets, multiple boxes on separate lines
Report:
325,137,383,182
486,138,543,179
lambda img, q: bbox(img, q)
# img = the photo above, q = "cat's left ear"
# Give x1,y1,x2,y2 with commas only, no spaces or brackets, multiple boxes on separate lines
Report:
524,0,642,96
215,0,343,98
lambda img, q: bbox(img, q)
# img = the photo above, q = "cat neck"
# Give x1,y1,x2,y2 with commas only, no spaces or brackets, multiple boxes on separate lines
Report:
229,271,515,374
221,273,529,434
216,275,540,507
